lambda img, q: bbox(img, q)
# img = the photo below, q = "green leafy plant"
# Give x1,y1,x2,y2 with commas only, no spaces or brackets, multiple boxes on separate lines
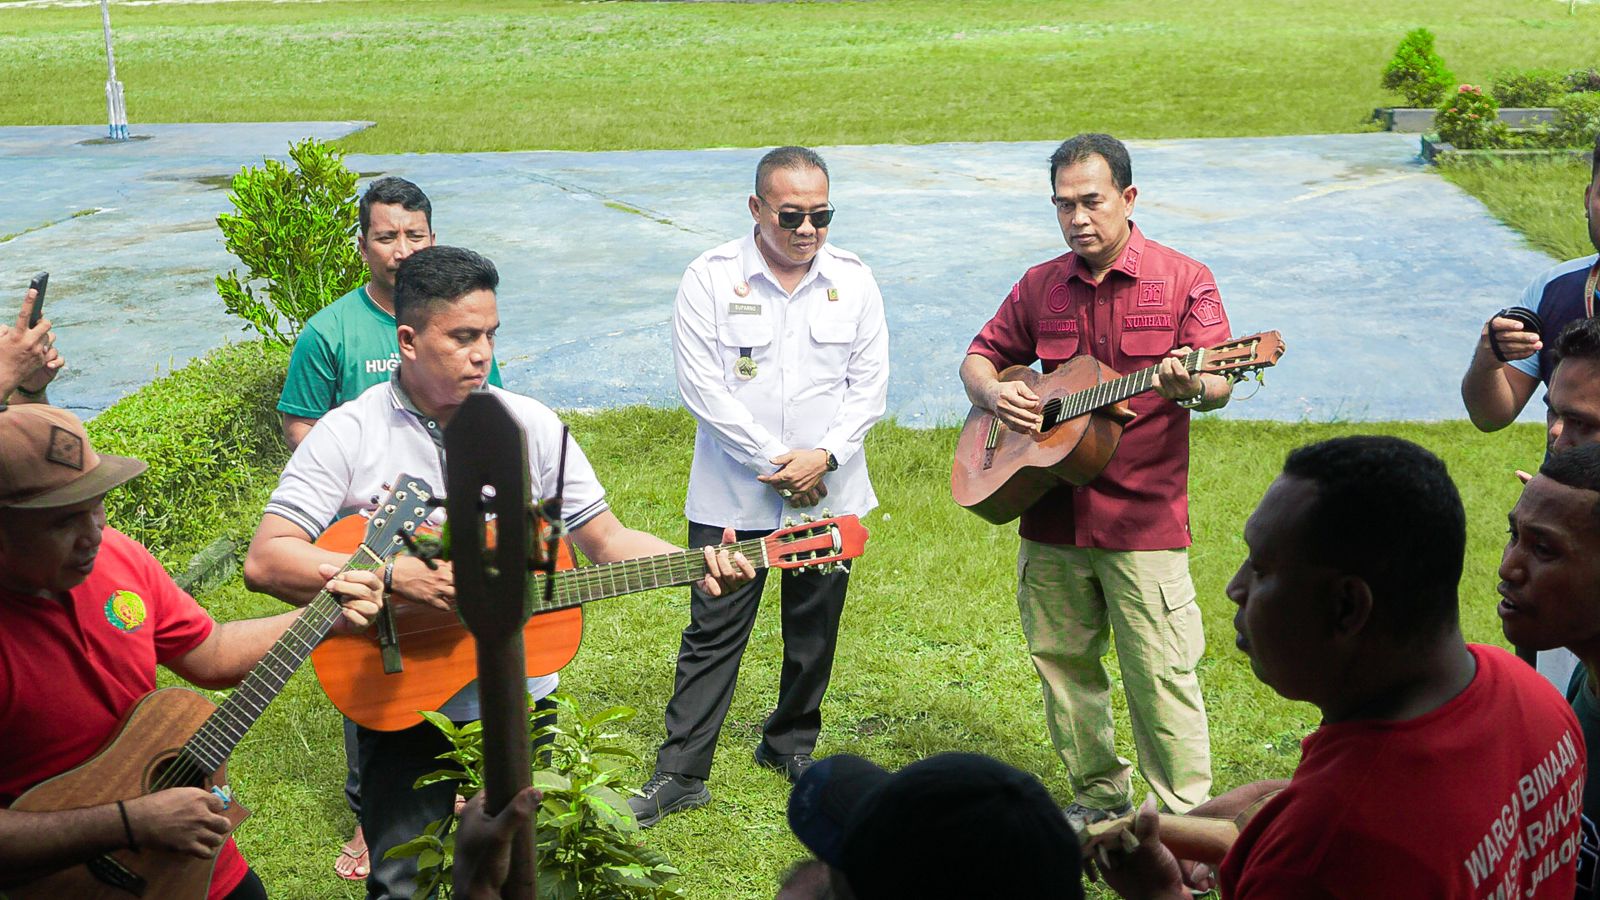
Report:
1381,28,1455,108
1564,68,1600,94
388,693,685,899
1435,84,1508,150
1548,92,1600,149
214,138,365,346
1491,70,1564,108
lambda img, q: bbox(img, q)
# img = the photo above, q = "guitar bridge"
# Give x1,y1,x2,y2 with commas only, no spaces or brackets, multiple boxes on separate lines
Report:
87,853,147,896
982,417,1000,470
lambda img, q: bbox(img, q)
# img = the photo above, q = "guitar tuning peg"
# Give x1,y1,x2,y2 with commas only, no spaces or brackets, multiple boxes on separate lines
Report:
821,508,832,518
784,517,795,528
369,495,381,505
801,514,814,523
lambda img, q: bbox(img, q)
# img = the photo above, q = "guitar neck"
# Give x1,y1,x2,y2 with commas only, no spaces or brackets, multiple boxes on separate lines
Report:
182,547,386,770
1045,347,1204,425
530,537,772,612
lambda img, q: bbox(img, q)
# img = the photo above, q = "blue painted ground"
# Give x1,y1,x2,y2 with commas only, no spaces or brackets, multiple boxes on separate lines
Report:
0,123,1556,423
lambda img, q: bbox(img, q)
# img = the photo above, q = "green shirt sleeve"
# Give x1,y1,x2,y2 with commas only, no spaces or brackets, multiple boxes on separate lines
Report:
278,327,341,418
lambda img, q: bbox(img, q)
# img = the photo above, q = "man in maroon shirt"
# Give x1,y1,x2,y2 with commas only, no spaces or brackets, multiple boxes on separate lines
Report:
959,133,1233,826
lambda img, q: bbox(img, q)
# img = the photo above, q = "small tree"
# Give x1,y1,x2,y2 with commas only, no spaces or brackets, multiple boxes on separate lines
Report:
215,138,365,345
1381,28,1455,109
389,693,686,899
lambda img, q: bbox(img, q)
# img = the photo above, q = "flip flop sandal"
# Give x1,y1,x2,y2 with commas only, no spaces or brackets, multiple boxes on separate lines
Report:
335,838,369,881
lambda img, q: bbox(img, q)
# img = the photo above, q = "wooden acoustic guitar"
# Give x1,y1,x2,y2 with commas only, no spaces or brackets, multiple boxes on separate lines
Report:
312,512,870,732
951,332,1286,524
6,477,434,900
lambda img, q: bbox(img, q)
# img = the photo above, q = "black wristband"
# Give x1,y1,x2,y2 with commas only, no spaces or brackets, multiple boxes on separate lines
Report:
117,800,138,851
13,384,45,399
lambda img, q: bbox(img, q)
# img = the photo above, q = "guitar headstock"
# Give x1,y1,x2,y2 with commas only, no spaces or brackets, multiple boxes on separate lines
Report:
1198,331,1286,379
364,474,435,560
765,514,869,574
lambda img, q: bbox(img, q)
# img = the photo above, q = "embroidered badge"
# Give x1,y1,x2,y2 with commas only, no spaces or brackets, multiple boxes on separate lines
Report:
1123,314,1174,330
827,288,839,302
734,281,751,298
1039,318,1080,335
46,426,85,471
1047,282,1071,313
1192,292,1223,327
1138,280,1166,308
1123,247,1141,273
728,302,762,316
735,356,758,380
103,590,147,633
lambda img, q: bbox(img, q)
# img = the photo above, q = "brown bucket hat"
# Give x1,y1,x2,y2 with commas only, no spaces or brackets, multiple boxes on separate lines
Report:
0,405,146,509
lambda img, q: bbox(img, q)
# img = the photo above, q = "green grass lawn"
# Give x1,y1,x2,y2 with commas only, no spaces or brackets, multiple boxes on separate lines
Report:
0,0,1596,154
1440,157,1596,260
159,408,1545,899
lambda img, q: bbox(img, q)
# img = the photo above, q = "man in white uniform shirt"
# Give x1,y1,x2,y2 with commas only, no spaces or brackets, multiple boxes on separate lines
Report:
629,146,890,827
242,246,754,899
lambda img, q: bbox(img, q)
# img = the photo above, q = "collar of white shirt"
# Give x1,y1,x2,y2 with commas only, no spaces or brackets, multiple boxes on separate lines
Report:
738,228,839,298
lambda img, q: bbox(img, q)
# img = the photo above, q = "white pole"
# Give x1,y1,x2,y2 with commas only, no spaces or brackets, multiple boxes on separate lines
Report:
100,0,128,141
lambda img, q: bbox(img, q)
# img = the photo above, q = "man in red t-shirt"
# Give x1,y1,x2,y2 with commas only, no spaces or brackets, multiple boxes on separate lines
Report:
959,132,1233,824
1100,436,1584,900
0,404,384,899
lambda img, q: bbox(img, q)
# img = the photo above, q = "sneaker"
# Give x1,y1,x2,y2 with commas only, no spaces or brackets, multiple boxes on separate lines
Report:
753,741,815,784
627,772,710,828
1062,800,1134,833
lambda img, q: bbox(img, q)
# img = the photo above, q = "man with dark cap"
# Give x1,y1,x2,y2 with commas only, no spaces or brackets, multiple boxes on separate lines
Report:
0,405,384,898
786,752,1084,898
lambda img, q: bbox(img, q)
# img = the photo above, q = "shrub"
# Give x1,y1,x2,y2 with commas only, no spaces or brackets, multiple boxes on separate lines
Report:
1565,68,1600,94
87,341,290,558
1548,92,1600,149
390,693,685,899
215,138,365,346
1491,70,1564,108
1381,28,1454,108
1435,84,1508,150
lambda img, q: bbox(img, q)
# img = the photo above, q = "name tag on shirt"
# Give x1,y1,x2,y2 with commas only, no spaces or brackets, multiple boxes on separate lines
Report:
728,302,763,316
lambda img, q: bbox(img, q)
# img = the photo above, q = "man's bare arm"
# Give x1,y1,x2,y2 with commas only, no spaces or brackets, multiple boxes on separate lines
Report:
1462,316,1542,431
280,414,318,451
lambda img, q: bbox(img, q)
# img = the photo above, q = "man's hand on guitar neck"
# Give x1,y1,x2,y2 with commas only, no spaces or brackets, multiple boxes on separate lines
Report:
318,563,388,632
125,788,232,860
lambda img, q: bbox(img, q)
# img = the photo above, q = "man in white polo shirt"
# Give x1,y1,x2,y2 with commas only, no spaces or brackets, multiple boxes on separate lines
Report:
629,146,889,827
242,245,754,900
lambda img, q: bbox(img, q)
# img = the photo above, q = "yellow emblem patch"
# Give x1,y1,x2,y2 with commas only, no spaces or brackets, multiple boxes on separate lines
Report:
104,590,147,633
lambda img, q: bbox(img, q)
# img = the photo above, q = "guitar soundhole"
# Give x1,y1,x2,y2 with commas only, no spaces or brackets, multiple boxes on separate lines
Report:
1040,398,1063,431
145,751,208,793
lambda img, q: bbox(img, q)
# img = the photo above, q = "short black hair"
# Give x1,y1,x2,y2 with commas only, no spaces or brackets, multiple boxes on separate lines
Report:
1281,436,1465,642
1540,443,1600,533
1048,133,1133,192
393,246,498,330
360,176,433,235
755,146,829,197
1554,317,1600,370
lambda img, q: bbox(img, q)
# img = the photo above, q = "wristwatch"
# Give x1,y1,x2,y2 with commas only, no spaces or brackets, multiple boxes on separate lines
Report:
821,450,839,471
1176,384,1206,409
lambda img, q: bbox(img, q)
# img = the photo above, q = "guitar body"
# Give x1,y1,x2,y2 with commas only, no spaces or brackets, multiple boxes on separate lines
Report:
951,357,1133,525
310,515,583,732
9,688,251,900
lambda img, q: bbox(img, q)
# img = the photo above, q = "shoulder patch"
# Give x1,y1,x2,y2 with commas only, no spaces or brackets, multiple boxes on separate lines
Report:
1191,293,1223,327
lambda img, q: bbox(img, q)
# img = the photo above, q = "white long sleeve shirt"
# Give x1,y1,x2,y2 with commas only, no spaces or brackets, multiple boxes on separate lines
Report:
673,230,889,530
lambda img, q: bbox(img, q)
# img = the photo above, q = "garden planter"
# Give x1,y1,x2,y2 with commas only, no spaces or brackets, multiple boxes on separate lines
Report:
1376,107,1557,133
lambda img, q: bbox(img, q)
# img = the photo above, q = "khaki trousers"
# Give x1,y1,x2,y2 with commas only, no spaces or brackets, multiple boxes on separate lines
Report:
1017,540,1212,813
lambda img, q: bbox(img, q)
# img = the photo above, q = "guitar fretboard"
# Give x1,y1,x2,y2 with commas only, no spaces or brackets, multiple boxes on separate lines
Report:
181,548,385,773
1041,347,1205,428
530,537,772,612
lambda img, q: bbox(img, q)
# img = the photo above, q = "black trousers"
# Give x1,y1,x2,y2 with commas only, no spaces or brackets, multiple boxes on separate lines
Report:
357,699,556,900
655,521,851,780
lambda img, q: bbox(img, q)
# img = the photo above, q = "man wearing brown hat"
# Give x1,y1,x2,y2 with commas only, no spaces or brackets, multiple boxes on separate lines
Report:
0,405,385,900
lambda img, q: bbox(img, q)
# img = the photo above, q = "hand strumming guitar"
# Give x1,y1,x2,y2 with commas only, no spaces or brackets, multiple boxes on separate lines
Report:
123,789,231,860
388,555,457,611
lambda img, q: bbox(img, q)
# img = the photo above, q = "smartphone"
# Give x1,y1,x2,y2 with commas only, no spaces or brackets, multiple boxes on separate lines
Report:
27,272,47,328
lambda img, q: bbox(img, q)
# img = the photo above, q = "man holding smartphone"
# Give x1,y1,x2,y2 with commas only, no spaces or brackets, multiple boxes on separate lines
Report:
0,279,63,405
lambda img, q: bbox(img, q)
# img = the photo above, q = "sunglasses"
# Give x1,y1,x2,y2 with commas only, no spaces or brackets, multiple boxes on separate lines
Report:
759,197,835,230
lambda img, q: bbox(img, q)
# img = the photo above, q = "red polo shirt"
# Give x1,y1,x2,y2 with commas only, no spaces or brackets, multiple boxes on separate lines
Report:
0,528,248,899
967,223,1230,550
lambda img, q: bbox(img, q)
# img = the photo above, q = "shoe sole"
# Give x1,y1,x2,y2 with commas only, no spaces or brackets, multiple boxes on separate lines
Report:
631,784,711,829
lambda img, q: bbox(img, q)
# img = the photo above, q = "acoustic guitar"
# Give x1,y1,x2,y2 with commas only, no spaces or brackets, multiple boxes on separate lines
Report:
951,332,1286,524
6,477,434,900
312,513,870,732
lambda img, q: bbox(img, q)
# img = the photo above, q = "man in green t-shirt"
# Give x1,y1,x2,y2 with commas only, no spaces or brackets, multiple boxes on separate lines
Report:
277,177,501,450
275,177,502,882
